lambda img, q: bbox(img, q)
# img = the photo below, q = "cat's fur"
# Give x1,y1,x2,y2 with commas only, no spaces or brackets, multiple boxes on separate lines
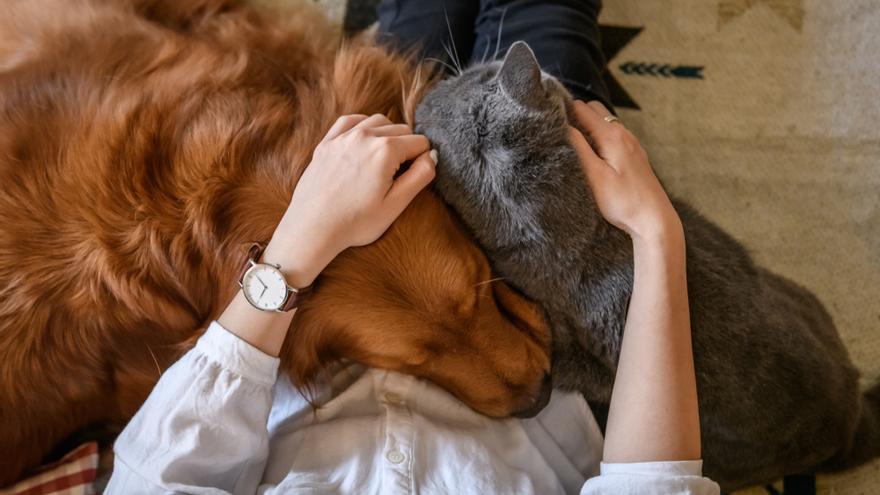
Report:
416,41,880,490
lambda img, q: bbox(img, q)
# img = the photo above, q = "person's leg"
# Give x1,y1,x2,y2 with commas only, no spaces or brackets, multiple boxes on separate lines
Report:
472,0,612,108
377,0,479,74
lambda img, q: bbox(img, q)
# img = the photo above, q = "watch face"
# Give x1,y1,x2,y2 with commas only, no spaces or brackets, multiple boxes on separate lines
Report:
242,264,288,311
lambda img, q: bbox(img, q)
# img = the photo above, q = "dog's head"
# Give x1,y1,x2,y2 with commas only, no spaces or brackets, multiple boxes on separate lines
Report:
0,0,554,420
288,191,553,418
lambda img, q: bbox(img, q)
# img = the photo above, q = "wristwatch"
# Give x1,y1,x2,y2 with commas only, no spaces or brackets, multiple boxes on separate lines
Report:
238,243,309,312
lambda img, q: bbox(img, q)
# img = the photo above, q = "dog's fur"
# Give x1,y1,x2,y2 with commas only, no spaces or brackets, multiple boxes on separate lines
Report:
0,0,553,485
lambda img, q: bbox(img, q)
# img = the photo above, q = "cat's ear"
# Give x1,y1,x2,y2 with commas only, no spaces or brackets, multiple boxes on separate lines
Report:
498,41,543,108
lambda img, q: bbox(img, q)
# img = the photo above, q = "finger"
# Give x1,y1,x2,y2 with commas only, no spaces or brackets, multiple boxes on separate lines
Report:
573,100,630,164
323,114,369,141
586,100,614,118
572,100,609,142
587,100,627,129
568,127,616,182
352,113,393,130
383,149,437,215
368,123,414,137
387,134,431,162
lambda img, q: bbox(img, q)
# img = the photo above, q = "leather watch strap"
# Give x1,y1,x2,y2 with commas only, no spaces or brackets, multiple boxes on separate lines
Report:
280,285,309,312
237,242,265,285
238,242,310,312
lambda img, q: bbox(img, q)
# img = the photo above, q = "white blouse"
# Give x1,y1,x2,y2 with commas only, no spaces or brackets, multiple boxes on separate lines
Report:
106,321,719,494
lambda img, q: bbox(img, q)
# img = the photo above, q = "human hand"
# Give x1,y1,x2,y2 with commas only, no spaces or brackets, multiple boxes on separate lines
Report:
568,100,681,244
265,113,436,287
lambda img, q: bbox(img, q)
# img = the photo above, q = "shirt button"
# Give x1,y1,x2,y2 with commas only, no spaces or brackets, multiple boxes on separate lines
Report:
386,450,406,464
384,392,404,405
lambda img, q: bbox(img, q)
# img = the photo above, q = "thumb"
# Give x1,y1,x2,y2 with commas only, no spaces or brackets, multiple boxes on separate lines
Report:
383,149,437,216
568,127,613,187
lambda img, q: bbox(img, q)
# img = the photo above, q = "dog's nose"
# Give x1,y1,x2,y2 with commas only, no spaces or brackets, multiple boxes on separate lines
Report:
512,373,553,419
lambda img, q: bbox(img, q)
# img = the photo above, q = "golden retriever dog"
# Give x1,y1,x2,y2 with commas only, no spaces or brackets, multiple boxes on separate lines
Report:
0,0,551,485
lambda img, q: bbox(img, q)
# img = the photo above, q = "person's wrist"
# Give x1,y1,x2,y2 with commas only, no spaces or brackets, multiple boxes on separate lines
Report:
262,215,341,289
629,212,684,254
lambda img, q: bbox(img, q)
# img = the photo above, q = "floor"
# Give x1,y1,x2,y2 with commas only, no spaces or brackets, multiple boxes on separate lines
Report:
270,1,880,493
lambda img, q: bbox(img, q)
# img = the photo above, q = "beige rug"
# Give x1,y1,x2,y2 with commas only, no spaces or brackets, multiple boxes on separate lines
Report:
272,1,880,493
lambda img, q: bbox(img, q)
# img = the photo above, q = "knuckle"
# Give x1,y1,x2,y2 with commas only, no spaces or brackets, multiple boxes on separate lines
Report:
313,141,330,155
377,148,395,162
603,128,626,144
372,142,393,158
337,114,358,125
633,143,646,157
610,125,628,138
621,135,642,155
416,156,435,173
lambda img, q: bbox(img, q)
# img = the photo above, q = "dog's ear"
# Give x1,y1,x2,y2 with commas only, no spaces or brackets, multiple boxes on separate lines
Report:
128,0,244,29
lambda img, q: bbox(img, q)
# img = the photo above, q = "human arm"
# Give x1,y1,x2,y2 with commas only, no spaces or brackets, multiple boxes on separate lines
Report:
569,101,718,494
607,227,699,459
106,114,436,494
568,101,698,462
219,113,436,356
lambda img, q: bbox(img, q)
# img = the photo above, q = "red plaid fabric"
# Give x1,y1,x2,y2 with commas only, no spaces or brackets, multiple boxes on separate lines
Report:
1,443,98,495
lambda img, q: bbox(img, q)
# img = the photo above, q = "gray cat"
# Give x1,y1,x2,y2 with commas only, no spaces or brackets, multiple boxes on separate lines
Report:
415,41,880,491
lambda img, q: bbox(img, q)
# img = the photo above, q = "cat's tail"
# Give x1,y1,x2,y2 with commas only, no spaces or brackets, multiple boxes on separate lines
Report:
819,381,880,472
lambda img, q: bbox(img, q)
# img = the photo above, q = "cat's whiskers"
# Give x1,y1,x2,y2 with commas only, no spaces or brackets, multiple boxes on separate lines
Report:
492,7,508,62
146,344,162,379
442,42,462,75
425,57,459,77
480,39,492,64
443,10,463,74
475,276,506,287
551,73,595,97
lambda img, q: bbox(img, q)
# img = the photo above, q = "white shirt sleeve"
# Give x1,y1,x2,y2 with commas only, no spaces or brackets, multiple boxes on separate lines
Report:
581,460,721,495
105,321,280,495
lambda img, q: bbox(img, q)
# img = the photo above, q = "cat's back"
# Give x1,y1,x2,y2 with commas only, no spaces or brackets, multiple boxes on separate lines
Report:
675,199,858,415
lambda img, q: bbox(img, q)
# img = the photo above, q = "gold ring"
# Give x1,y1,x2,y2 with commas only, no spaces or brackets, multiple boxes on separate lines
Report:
604,115,622,125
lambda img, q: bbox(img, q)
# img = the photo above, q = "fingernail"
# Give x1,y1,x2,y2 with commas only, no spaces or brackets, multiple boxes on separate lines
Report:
429,149,438,165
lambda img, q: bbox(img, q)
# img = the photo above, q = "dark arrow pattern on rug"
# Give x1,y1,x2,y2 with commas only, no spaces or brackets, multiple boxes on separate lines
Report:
619,62,705,79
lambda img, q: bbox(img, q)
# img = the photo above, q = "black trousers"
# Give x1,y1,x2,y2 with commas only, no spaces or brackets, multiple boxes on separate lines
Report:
376,0,611,107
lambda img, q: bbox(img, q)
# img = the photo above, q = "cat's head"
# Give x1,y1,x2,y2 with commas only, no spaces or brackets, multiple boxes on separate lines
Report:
415,41,587,242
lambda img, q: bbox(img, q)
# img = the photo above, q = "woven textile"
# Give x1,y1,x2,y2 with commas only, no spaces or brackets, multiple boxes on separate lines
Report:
1,443,98,495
